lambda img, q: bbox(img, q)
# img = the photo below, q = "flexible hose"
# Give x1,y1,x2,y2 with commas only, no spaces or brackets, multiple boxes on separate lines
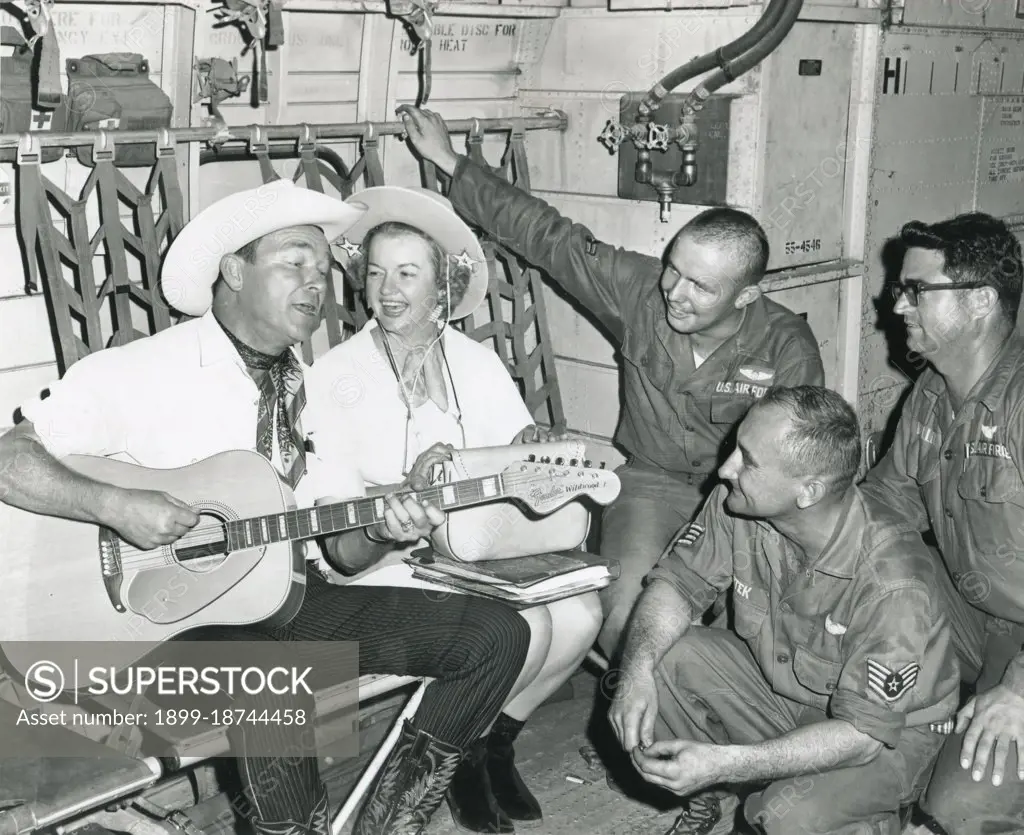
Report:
640,0,788,116
199,144,353,195
683,0,804,113
417,40,432,107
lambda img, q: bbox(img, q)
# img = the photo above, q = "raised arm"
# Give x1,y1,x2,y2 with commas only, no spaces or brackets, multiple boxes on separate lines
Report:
398,105,661,342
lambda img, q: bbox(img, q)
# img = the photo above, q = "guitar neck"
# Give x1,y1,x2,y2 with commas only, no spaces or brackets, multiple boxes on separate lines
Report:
225,473,507,551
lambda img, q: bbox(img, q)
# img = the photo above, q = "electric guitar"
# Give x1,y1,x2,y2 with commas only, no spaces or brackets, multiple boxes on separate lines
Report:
0,448,621,679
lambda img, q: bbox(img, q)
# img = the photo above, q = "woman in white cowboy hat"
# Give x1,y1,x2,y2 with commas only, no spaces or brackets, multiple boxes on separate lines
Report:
308,185,603,834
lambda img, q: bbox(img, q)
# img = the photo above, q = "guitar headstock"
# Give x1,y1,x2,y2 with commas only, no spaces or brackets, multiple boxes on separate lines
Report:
501,458,621,514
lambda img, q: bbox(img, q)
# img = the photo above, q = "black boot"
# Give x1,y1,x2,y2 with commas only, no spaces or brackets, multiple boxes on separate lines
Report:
486,714,542,824
446,736,515,833
354,720,462,835
251,785,330,835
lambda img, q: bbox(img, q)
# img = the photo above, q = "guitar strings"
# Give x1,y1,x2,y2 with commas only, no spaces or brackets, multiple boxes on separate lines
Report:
114,468,594,569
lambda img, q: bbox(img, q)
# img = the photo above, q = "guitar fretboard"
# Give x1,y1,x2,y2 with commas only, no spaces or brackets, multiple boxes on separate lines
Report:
224,474,506,552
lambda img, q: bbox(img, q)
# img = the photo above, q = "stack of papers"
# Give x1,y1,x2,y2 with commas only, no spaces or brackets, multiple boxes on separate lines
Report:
404,551,618,608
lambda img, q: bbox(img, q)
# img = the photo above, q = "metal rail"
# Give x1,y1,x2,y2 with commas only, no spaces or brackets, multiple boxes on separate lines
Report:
0,114,568,151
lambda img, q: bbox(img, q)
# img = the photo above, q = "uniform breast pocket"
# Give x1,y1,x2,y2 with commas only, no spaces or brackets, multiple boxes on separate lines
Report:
793,646,842,697
710,393,753,425
622,326,670,390
957,463,1024,556
733,585,769,640
904,436,940,486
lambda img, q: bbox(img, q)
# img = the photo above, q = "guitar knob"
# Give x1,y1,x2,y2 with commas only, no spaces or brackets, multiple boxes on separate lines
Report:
584,459,592,468
555,457,565,465
600,461,607,469
540,456,551,463
527,454,537,462
569,458,579,466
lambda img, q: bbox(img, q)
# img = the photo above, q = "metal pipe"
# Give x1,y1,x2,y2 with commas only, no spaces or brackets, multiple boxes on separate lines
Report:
683,0,804,112
638,0,788,117
0,114,568,151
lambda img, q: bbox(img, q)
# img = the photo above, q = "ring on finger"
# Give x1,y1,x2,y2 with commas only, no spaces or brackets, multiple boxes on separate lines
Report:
400,519,415,532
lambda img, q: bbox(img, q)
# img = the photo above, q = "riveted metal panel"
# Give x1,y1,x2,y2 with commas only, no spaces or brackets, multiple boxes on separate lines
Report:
899,0,1024,33
758,21,856,269
977,96,1024,216
518,9,759,96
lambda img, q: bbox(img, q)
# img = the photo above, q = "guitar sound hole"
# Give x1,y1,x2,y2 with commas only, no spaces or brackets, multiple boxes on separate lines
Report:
173,511,230,573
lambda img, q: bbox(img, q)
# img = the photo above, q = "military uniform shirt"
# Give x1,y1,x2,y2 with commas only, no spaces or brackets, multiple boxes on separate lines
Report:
861,331,1024,624
447,158,825,477
648,484,961,748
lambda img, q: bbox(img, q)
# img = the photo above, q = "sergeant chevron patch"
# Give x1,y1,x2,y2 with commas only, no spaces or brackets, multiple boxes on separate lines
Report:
867,660,919,702
675,523,705,548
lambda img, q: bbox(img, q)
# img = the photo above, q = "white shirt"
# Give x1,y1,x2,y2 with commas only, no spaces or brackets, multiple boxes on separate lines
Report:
306,319,533,581
308,319,533,488
21,312,366,543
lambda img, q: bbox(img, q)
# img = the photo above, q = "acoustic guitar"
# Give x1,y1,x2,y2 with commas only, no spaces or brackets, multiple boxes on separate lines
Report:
0,448,620,679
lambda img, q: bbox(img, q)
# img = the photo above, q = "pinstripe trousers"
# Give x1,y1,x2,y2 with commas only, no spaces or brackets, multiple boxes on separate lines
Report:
171,562,532,826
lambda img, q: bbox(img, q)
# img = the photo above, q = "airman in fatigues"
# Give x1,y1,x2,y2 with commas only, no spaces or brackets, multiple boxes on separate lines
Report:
611,386,960,835
397,104,824,660
860,212,1024,834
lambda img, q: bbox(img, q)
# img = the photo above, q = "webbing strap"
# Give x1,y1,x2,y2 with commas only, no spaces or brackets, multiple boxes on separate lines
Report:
25,0,61,107
466,118,488,170
14,138,41,295
361,129,385,187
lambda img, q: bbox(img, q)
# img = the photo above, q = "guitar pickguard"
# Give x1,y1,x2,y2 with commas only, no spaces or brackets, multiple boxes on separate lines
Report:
120,499,266,626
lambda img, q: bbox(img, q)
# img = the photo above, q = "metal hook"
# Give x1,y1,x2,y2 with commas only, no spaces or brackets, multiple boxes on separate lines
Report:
248,124,268,153
298,123,317,150
16,132,41,165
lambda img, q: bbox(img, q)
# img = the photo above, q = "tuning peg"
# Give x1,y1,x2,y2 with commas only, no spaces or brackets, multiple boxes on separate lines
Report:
600,461,607,469
584,459,592,468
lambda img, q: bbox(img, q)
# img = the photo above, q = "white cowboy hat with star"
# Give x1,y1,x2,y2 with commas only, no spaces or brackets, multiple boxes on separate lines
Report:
335,185,489,320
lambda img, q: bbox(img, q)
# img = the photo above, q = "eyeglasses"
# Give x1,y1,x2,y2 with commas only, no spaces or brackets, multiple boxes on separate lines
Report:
893,279,990,307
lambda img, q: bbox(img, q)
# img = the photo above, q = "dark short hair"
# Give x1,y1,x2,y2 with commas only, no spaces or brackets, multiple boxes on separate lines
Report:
211,238,261,300
343,222,473,322
900,212,1023,323
751,385,861,495
235,238,261,263
677,207,770,286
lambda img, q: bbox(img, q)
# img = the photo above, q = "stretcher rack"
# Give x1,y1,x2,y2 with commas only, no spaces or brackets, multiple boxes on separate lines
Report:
0,112,573,835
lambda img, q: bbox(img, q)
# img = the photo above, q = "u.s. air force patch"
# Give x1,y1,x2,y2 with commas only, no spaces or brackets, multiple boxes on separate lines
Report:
867,660,919,702
675,523,705,548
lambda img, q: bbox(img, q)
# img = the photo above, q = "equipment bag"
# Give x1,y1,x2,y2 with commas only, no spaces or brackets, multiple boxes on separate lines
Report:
66,53,173,167
0,26,67,164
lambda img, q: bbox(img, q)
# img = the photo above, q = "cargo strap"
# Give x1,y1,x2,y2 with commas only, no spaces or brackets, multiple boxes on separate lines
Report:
213,0,282,104
456,123,564,428
16,131,184,370
388,0,437,106
194,56,250,129
23,0,61,107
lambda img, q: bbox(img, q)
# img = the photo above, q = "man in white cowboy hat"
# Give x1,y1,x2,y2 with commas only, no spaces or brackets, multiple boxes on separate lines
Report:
309,184,602,833
0,178,534,835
